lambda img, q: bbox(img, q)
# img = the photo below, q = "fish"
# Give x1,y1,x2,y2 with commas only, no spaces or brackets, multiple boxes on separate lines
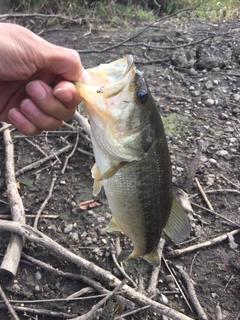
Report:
75,55,190,265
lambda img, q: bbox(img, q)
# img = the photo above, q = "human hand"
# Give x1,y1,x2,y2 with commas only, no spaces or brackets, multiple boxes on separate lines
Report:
0,23,91,136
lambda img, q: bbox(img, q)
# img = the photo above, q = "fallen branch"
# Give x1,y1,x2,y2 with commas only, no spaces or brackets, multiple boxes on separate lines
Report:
176,267,208,320
0,220,193,320
166,228,240,258
0,123,25,277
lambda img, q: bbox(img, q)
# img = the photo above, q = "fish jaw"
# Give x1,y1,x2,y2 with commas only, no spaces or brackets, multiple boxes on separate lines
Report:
75,55,156,163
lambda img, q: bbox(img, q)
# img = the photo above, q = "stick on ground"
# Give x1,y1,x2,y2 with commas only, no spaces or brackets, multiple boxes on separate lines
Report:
0,220,193,320
166,228,240,258
0,123,26,277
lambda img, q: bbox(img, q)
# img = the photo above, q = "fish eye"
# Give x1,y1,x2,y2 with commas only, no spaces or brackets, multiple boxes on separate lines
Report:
137,89,148,103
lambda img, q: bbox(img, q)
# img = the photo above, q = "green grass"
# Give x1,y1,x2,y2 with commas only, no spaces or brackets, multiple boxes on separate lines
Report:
165,0,240,21
8,0,240,22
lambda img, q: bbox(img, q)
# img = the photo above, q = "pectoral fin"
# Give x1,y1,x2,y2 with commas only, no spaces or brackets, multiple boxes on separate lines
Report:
164,196,190,243
105,217,123,236
98,162,126,181
91,163,103,196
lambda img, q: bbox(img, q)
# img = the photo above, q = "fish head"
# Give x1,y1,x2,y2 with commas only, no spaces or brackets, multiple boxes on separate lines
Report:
75,55,158,162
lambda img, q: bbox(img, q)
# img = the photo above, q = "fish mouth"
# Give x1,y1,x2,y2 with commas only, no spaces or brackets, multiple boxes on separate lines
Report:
75,55,136,121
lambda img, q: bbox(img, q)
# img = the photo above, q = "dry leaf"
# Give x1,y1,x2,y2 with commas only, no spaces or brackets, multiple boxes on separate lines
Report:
79,199,101,210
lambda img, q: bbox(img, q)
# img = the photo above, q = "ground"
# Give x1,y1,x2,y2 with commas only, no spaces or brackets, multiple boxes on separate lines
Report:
0,14,239,320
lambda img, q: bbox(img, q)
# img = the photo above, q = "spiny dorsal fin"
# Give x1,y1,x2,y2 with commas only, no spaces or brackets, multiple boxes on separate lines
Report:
164,196,190,243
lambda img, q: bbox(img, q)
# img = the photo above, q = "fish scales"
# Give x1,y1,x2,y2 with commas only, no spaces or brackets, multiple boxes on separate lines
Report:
75,55,190,264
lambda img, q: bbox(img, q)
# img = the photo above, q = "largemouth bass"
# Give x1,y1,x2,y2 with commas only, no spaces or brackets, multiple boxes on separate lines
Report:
75,55,190,264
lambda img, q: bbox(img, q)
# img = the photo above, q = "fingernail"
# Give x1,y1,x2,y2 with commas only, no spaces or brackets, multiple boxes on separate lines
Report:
8,108,26,125
26,81,46,101
53,87,73,102
20,99,40,117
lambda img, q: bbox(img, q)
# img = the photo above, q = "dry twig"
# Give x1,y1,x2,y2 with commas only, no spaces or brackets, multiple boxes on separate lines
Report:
0,303,77,318
0,214,59,220
147,238,165,296
183,140,204,190
0,122,26,277
15,144,72,177
190,202,240,228
61,128,80,174
110,242,137,288
163,258,193,314
21,252,134,310
176,267,208,320
166,228,240,258
0,220,193,320
0,285,20,320
70,281,126,320
33,173,57,228
215,304,222,320
195,177,213,211
73,111,91,138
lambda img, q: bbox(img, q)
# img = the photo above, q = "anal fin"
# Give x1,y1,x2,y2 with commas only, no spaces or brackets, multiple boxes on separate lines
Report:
105,217,123,236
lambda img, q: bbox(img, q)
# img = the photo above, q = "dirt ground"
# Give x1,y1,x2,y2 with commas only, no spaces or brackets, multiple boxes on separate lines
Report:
0,14,240,320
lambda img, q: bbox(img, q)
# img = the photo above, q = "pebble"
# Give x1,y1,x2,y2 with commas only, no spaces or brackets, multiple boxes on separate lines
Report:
81,231,88,238
205,98,215,107
165,275,175,284
71,232,79,240
64,223,73,234
216,150,229,156
213,79,219,85
230,148,237,153
35,271,42,280
168,283,176,291
205,80,213,90
191,90,201,97
12,284,20,292
159,293,168,305
233,93,240,101
34,285,41,292
60,180,66,185
97,217,105,223
189,85,195,91
220,112,228,119
85,237,92,245
211,292,218,298
209,158,217,165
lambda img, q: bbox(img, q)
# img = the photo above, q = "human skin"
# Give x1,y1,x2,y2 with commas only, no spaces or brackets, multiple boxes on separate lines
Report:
0,23,91,136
